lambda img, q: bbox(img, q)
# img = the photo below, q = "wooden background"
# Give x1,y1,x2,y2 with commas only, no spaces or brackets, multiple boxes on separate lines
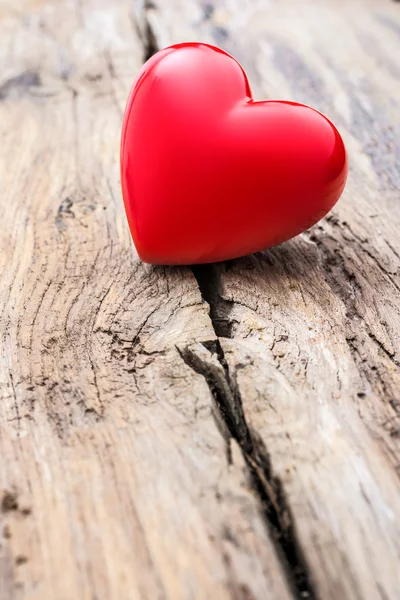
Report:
1,0,400,598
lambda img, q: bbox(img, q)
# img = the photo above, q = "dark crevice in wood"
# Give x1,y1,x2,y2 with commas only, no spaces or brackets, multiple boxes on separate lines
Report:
131,1,159,63
180,342,317,600
139,2,159,63
192,265,236,338
143,17,158,62
185,266,318,600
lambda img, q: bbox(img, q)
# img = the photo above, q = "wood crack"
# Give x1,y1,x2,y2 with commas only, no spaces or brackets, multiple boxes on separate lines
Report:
134,0,159,63
192,265,237,338
185,265,318,600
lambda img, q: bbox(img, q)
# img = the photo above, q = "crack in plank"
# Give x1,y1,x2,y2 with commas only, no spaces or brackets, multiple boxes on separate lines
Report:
180,266,319,600
133,1,159,63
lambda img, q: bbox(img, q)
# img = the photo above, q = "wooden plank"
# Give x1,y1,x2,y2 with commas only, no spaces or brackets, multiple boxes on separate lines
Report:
142,1,400,599
0,1,295,599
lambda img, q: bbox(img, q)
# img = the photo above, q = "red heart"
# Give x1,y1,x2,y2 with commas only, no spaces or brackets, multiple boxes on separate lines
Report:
121,43,347,265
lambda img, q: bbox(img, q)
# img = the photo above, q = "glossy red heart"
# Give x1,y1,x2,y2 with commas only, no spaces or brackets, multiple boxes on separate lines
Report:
121,43,347,265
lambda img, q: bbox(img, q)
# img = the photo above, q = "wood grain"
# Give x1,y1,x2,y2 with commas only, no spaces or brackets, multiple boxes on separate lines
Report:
1,0,400,599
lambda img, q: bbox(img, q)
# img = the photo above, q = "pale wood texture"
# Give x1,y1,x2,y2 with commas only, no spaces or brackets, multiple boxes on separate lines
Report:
1,0,400,599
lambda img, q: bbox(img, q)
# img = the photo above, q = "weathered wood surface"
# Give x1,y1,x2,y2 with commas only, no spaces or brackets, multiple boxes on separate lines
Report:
1,0,400,598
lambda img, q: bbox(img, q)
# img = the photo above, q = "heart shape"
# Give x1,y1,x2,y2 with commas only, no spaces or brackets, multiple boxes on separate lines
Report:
121,43,347,265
